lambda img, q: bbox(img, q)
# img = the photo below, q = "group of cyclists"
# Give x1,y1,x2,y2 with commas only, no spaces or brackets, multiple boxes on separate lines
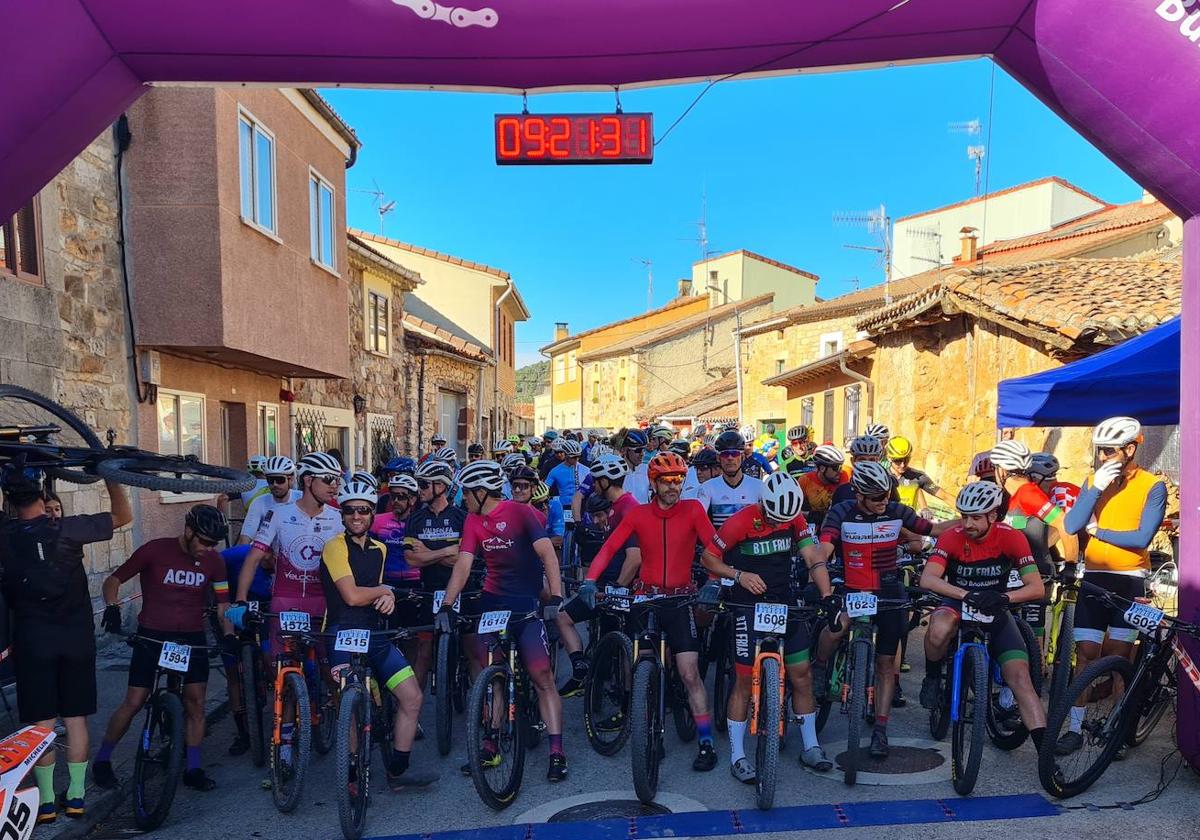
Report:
72,410,1170,828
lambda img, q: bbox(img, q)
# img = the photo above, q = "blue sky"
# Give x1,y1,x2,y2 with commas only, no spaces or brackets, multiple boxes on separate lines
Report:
322,58,1142,368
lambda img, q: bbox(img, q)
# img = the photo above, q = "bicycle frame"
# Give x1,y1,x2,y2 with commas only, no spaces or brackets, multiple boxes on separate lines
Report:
272,634,326,743
749,640,785,737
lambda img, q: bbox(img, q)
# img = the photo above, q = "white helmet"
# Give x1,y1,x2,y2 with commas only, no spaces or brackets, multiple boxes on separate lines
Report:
494,440,514,455
590,454,628,480
1092,416,1142,447
865,423,890,440
501,452,527,473
336,479,378,507
351,470,379,489
263,455,295,477
590,443,613,460
296,451,343,478
739,424,756,442
433,446,458,463
528,436,543,447
850,461,892,496
560,440,583,457
848,435,884,459
812,444,845,468
761,472,804,522
414,459,455,485
247,454,268,473
990,440,1032,472
457,460,505,491
956,481,1005,515
388,473,419,494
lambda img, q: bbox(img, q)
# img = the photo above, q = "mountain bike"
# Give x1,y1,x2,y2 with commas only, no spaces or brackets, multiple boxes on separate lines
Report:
1038,580,1200,799
237,602,269,768
0,384,253,493
431,588,472,757
582,587,635,756
627,594,699,805
1043,561,1081,709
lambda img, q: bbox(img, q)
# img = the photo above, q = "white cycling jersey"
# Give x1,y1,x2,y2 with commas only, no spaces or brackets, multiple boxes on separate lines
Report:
241,489,302,542
696,473,764,529
251,501,342,601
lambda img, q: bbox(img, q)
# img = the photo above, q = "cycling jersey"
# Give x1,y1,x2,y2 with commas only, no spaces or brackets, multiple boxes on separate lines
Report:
236,479,269,508
544,497,565,537
1067,467,1166,575
741,452,773,479
242,489,302,541
709,505,814,605
587,499,716,591
460,500,549,601
320,533,389,628
624,466,651,504
797,468,850,525
927,523,1036,592
831,473,899,507
1005,481,1062,529
545,461,588,509
1048,481,1080,511
820,499,933,592
696,474,764,530
251,502,343,601
221,544,272,601
404,503,467,591
894,467,940,509
370,511,419,583
111,538,229,633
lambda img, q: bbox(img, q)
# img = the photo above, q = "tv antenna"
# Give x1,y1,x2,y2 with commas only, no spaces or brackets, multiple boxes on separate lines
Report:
834,204,892,304
633,258,654,311
907,224,943,269
949,119,986,195
350,179,397,234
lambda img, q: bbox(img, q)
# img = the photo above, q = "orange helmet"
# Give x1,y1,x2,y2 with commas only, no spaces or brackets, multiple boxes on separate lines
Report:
647,451,688,481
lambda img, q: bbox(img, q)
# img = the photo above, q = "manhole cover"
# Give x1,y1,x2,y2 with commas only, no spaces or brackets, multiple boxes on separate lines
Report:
548,800,671,821
835,745,944,774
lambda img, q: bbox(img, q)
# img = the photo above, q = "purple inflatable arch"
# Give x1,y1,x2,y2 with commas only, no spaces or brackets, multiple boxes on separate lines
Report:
3,0,1199,762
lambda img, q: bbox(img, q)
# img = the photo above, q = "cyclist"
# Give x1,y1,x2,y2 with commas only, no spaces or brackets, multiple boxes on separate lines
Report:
796,444,849,529
546,440,587,512
683,447,720,500
831,436,896,505
423,434,448,464
813,462,956,757
618,428,652,503
1029,453,1079,512
239,456,300,544
739,426,773,478
1058,417,1167,756
467,442,486,464
220,454,268,517
578,452,720,772
886,436,955,512
322,480,437,789
865,422,890,450
501,452,529,498
371,473,425,681
779,424,815,477
378,456,417,513
351,470,379,490
698,430,764,530
513,466,564,549
493,439,515,462
969,451,996,483
527,437,544,469
436,461,569,782
991,439,1077,591
700,473,838,779
918,482,1047,751
94,505,235,793
537,434,563,480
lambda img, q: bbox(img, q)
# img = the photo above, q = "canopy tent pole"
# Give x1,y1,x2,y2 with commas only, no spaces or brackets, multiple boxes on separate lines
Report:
1179,217,1199,766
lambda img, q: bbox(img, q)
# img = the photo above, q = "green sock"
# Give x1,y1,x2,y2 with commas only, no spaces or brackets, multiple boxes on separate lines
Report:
33,764,55,805
67,762,88,800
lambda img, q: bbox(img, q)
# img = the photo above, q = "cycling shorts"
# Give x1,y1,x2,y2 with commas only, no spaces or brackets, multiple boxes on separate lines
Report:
629,598,698,656
327,623,414,692
933,601,1029,665
1075,572,1146,645
729,605,810,677
464,593,552,678
129,628,210,688
844,587,905,658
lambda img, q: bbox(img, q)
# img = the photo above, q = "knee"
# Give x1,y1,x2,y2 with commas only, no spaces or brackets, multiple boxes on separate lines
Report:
876,657,895,676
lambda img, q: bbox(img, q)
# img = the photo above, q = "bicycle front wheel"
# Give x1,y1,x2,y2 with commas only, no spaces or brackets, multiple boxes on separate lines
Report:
630,658,662,804
241,644,266,768
335,685,371,840
97,454,255,495
584,630,633,756
950,646,988,795
0,384,103,484
1125,647,1175,747
466,663,525,811
271,671,311,813
754,657,782,811
434,632,456,756
313,668,337,755
843,638,872,786
132,692,185,831
1047,602,1075,708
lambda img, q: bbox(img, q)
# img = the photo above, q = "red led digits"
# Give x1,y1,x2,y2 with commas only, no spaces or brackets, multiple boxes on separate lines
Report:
496,117,521,159
494,113,653,164
549,118,571,158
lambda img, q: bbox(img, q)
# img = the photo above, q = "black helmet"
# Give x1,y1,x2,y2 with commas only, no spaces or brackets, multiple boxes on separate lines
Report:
691,447,719,468
585,493,613,515
714,430,745,452
668,440,691,458
467,442,485,456
510,465,537,484
185,504,228,543
0,464,44,496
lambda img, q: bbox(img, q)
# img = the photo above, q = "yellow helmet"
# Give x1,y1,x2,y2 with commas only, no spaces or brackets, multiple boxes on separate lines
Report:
885,435,913,461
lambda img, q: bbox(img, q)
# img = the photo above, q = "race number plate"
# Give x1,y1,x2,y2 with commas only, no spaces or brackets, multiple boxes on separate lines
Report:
432,590,461,613
844,593,878,618
753,602,788,633
605,586,631,612
477,610,511,634
961,603,995,624
334,629,370,653
1123,603,1164,636
279,611,310,632
158,642,191,672
247,601,261,614
562,509,574,524
1006,569,1023,590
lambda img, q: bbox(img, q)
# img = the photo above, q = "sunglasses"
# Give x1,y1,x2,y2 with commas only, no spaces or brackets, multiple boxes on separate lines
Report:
656,475,684,486
862,492,889,503
718,450,742,458
1097,446,1121,457
625,447,644,454
392,492,414,502
314,474,341,485
267,476,289,485
417,480,432,489
511,482,533,492
341,505,374,517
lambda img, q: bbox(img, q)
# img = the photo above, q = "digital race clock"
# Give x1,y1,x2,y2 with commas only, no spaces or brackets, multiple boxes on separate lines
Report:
494,113,653,165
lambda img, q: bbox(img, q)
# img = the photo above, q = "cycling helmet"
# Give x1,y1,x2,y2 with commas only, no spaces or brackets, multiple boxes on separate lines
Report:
668,440,691,458
1092,416,1142,447
850,461,892,496
384,456,416,475
0,464,44,496
714,430,745,452
560,440,583,458
885,436,913,462
414,459,455,485
590,454,629,480
691,447,719,468
622,429,649,449
493,440,514,455
990,440,1032,472
458,460,505,491
247,455,267,474
761,472,804,522
296,451,343,478
955,481,1005,515
507,433,522,445
812,444,846,468
337,479,378,507
543,429,560,442
502,452,527,473
467,443,485,457
527,436,543,448
651,426,675,443
970,451,995,479
721,422,739,432
510,465,537,484
185,504,228,542
263,455,295,477
591,443,613,460
848,435,884,459
351,470,379,489
531,481,551,505
433,446,458,464
739,424,756,441
585,492,612,515
431,433,447,446
647,451,688,481
388,473,419,494
865,423,890,440
787,424,811,442
1028,453,1061,482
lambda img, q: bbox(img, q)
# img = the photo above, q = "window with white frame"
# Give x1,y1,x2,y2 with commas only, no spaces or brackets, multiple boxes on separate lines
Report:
238,110,276,233
844,385,861,440
567,349,577,381
258,404,279,457
775,358,786,375
309,170,335,270
158,391,205,459
801,397,814,428
367,289,389,354
554,355,566,384
819,330,843,358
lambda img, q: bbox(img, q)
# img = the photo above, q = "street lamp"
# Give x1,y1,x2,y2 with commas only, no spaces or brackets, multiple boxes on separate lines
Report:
707,283,744,423
352,394,367,416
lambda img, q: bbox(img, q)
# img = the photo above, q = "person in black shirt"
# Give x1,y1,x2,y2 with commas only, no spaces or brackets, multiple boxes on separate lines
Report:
0,466,131,824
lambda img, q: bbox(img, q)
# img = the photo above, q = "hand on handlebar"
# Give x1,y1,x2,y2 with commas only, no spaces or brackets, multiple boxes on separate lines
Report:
225,603,248,631
577,580,597,610
964,589,1009,616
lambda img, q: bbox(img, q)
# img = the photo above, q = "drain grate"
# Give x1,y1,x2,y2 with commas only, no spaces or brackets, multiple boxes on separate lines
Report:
548,799,671,822
834,745,944,775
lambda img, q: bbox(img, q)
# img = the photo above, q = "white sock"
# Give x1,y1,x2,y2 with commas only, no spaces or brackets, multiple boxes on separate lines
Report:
795,713,819,750
999,686,1016,709
727,718,747,764
1069,705,1086,733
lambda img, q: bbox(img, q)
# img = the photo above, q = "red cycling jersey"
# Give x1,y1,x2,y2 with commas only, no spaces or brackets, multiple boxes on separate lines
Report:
586,499,716,591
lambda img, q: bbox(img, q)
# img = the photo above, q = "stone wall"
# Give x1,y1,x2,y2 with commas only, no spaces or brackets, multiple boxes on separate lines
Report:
583,355,640,430
403,343,483,456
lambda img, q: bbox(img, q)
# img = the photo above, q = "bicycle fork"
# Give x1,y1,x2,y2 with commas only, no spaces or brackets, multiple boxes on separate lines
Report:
749,643,786,737
950,641,987,723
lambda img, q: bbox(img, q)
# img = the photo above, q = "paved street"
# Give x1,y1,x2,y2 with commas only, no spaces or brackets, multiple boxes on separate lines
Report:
80,626,1199,840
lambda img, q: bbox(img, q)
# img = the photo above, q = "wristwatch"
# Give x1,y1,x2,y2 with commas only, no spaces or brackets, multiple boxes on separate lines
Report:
734,570,743,586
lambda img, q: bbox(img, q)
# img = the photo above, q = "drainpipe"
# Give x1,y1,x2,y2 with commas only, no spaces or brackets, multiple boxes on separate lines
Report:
838,351,875,425
417,353,426,454
493,279,515,442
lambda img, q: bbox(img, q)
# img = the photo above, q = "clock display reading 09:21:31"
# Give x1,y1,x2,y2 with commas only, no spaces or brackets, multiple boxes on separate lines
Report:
494,113,653,165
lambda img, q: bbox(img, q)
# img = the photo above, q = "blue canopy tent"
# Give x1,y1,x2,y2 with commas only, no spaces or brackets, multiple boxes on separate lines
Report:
996,317,1180,428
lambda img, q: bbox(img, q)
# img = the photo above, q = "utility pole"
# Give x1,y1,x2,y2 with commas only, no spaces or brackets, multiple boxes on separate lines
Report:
633,258,654,310
835,204,892,303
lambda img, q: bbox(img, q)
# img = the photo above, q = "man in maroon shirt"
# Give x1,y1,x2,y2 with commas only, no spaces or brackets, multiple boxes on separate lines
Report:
92,505,234,792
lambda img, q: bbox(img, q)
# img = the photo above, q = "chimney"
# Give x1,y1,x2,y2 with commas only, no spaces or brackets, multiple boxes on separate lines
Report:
554,322,568,341
677,278,693,297
958,226,979,263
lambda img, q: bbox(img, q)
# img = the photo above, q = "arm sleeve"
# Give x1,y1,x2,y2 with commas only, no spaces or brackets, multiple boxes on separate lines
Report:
586,510,639,582
111,544,150,584
1064,481,1101,535
899,504,934,536
242,496,267,539
793,516,815,548
918,472,940,493
1094,481,1168,550
251,510,279,553
819,504,843,544
708,512,744,556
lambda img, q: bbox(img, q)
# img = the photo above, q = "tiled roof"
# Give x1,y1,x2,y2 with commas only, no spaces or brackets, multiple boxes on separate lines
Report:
539,294,710,354
857,253,1182,349
740,272,939,337
403,313,491,362
975,201,1174,261
638,374,738,422
894,176,1106,223
580,294,775,362
347,234,422,290
695,249,819,281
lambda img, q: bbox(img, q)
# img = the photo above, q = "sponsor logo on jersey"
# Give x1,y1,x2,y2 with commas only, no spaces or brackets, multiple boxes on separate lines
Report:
163,568,207,587
841,520,902,543
481,537,515,552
